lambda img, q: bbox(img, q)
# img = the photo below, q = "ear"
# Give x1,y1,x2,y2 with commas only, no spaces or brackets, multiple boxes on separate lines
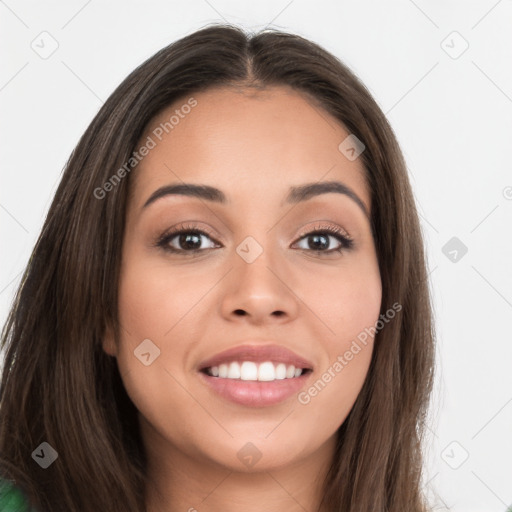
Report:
101,323,118,357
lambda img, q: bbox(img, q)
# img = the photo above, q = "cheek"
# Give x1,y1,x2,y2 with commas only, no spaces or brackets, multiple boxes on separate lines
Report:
113,263,199,444
309,250,382,346
116,257,204,338
297,254,381,423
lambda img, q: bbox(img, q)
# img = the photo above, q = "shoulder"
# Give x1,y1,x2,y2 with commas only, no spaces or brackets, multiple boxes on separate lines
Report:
0,478,35,512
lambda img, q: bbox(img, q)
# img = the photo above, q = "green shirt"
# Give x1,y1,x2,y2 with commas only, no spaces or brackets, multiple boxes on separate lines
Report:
0,479,36,512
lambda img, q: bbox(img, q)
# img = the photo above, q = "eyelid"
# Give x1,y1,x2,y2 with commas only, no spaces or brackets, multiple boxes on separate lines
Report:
160,220,352,240
157,221,221,242
294,221,352,242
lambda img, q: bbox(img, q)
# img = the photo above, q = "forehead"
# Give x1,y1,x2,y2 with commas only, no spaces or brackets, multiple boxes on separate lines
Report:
129,85,370,213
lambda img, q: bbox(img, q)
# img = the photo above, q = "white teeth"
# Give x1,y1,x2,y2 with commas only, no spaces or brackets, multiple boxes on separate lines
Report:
240,361,258,381
227,361,241,379
275,363,287,380
258,361,275,381
218,364,228,378
206,361,305,381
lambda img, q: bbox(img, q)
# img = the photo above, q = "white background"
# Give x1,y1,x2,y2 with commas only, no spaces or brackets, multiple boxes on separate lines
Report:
1,1,511,510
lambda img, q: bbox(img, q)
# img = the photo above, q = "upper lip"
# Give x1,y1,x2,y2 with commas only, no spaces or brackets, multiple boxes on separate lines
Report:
198,343,314,371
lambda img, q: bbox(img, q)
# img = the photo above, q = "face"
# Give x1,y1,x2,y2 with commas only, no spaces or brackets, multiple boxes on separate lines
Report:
102,85,382,474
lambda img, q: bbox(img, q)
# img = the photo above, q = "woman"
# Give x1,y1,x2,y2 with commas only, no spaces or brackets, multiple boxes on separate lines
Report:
0,23,436,512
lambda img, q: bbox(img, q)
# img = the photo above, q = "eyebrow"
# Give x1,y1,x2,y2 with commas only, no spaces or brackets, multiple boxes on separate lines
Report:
142,180,369,218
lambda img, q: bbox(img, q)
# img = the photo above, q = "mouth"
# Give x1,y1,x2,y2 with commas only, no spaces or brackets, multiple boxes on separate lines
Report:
197,343,314,407
200,361,313,381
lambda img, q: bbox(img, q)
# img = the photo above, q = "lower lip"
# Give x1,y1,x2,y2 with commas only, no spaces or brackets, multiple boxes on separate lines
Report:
198,371,312,407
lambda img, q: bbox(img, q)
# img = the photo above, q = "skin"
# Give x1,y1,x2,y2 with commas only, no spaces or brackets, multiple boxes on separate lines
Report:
102,85,382,512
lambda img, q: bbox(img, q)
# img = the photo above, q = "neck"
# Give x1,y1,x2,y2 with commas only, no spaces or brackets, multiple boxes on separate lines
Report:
142,421,336,512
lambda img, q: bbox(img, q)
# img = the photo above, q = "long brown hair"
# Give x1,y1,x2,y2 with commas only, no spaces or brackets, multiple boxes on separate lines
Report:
0,23,435,511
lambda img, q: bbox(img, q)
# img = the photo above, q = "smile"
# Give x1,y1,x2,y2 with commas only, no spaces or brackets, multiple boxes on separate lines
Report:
202,361,311,381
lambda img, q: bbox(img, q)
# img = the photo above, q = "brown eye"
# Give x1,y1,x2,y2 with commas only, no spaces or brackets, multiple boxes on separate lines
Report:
293,225,354,254
154,223,354,256
155,224,221,254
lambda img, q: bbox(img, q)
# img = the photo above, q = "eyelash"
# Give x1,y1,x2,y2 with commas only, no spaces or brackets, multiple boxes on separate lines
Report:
155,222,354,256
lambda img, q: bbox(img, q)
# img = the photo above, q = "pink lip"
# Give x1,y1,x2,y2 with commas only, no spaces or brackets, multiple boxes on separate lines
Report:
197,343,314,371
198,371,312,407
196,343,314,407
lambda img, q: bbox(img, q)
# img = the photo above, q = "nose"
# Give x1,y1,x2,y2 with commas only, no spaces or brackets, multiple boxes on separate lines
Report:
219,241,300,325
